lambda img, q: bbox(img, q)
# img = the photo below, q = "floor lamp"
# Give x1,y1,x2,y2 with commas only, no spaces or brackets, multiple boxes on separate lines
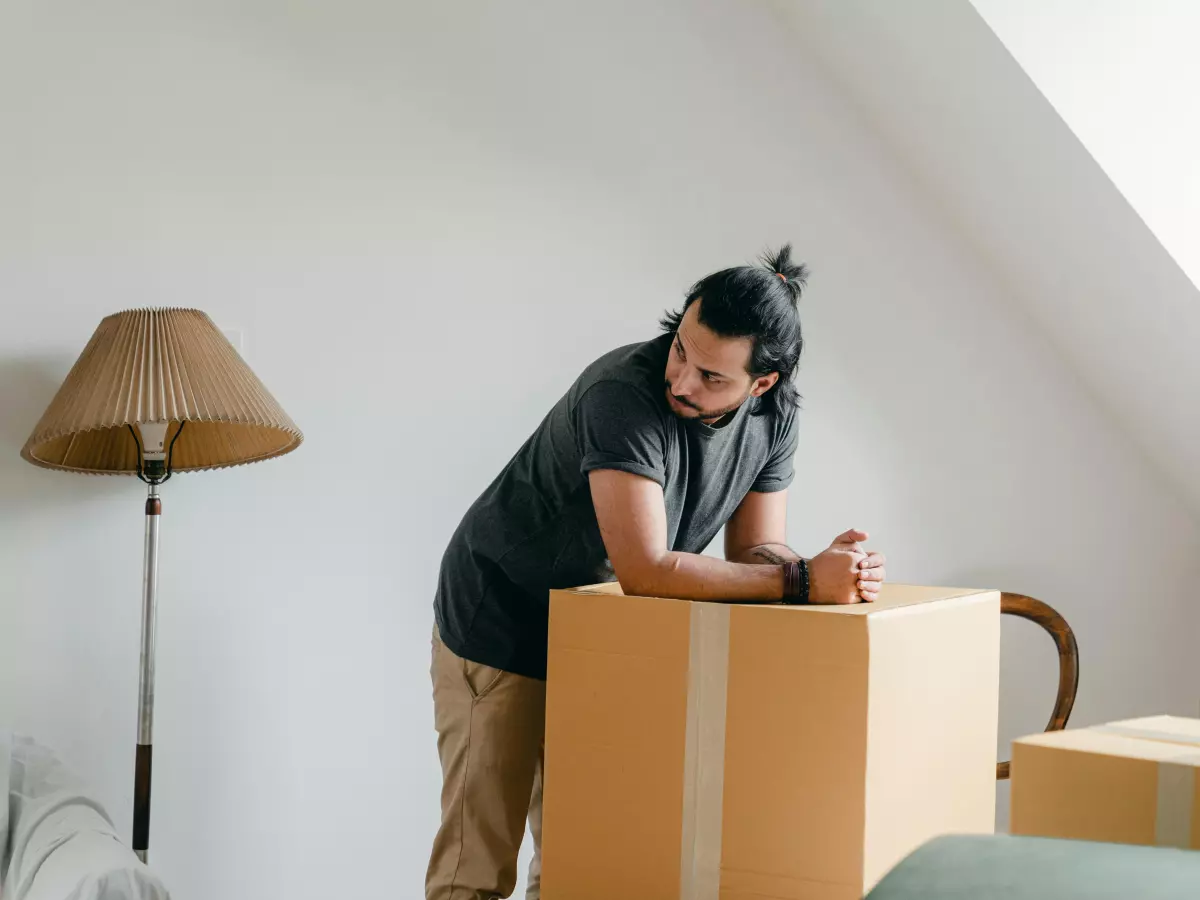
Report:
20,308,302,864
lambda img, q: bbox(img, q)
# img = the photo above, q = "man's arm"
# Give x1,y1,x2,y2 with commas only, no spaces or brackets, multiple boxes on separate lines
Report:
725,489,887,602
589,469,786,601
723,489,806,565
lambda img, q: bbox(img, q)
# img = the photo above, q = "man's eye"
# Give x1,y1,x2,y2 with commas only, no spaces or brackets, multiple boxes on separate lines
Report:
702,373,719,383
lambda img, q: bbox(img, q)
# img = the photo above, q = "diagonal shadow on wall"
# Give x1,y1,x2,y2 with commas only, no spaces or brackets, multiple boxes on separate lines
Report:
0,355,127,510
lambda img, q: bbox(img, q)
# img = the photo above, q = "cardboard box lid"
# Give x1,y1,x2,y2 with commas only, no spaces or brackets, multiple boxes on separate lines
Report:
1100,716,1200,745
1015,715,1200,765
561,582,993,616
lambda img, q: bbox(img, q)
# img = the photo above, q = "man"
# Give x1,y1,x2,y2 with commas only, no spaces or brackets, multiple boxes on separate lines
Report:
427,246,886,900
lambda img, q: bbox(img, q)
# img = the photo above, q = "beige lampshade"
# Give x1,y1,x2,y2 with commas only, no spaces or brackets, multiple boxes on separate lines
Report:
21,308,302,474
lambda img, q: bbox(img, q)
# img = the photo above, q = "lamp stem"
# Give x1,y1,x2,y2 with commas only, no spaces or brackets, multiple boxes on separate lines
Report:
134,481,162,863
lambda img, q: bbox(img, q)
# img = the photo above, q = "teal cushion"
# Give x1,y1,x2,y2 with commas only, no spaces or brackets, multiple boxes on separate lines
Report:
866,834,1200,899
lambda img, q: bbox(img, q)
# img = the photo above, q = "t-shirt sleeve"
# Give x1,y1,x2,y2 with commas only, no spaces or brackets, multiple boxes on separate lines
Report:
751,405,799,493
573,380,668,488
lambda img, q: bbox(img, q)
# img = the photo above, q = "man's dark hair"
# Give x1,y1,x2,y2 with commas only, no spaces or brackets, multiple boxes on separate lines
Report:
660,244,808,417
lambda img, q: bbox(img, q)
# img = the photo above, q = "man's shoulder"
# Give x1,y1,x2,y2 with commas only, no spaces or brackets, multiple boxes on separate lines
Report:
580,334,668,382
570,335,670,405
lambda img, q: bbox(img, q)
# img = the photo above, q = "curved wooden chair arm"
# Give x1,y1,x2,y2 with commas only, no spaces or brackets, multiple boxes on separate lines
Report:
996,592,1079,780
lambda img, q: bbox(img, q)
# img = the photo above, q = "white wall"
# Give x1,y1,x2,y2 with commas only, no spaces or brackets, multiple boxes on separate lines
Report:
1,1,1196,897
971,0,1200,292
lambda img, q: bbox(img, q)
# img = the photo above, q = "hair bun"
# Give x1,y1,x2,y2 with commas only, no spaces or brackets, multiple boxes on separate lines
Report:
760,243,809,302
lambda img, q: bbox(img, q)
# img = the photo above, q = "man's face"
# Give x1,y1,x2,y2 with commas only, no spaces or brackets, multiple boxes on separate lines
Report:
664,300,779,424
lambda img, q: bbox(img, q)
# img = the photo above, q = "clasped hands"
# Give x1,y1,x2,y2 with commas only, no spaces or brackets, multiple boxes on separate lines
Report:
808,528,885,604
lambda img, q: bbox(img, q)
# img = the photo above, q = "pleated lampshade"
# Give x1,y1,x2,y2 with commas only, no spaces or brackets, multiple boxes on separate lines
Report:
21,308,302,474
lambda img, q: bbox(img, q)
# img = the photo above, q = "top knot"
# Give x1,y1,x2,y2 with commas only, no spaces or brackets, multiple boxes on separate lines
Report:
760,243,809,303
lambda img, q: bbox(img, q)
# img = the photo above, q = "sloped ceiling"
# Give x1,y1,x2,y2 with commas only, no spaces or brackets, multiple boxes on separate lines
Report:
971,0,1200,294
769,0,1200,517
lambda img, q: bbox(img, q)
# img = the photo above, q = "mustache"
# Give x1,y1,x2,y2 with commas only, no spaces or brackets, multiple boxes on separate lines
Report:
664,381,701,410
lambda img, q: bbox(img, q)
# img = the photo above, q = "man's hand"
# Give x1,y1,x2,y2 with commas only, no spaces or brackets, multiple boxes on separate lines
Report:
857,542,886,602
809,528,886,604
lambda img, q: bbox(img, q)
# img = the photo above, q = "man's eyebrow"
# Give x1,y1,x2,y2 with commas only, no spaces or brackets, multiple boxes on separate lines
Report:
677,333,732,380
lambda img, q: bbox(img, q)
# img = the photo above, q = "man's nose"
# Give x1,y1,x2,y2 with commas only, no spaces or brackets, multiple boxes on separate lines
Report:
671,373,694,397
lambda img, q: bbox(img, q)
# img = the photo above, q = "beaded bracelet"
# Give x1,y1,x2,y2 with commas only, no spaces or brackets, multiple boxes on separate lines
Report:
782,559,810,605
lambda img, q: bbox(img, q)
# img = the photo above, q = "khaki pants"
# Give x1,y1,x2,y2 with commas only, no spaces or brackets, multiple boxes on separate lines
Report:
426,627,545,900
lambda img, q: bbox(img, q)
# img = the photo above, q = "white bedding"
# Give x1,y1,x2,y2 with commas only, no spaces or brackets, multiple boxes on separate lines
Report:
1,731,170,900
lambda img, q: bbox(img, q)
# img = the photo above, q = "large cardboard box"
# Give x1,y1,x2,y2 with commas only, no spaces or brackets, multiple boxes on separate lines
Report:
541,582,1001,900
1011,715,1200,850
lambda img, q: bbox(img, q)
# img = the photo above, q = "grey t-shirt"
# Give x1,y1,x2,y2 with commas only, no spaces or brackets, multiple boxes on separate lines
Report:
433,333,799,679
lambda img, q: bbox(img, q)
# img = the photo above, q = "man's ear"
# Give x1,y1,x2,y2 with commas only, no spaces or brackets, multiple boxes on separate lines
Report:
749,372,780,398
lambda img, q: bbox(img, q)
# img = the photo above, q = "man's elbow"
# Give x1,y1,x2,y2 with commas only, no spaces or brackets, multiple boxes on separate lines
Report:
724,545,753,565
613,552,678,597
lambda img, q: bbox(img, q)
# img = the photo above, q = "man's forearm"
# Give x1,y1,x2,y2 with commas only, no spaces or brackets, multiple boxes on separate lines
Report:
730,542,806,566
621,551,786,602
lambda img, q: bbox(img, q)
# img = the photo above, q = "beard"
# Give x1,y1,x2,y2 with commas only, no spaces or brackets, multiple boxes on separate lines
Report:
664,382,749,423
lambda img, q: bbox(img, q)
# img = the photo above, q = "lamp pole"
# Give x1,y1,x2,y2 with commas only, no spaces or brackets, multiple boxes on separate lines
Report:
134,479,161,864
132,421,171,863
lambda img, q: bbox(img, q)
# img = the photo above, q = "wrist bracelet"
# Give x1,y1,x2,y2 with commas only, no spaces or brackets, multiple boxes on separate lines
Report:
782,559,810,605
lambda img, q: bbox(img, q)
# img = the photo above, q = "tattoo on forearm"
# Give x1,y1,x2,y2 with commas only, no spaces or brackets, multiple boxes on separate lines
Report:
749,546,790,565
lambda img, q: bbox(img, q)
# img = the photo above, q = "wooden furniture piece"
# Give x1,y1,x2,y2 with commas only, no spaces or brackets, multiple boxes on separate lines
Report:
996,593,1079,780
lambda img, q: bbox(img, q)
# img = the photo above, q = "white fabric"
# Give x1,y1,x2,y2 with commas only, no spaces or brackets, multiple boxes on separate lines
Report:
1,731,170,900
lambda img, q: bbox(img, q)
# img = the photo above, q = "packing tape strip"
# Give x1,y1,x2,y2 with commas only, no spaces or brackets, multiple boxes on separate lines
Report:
679,603,730,900
1089,724,1200,849
1156,760,1198,849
